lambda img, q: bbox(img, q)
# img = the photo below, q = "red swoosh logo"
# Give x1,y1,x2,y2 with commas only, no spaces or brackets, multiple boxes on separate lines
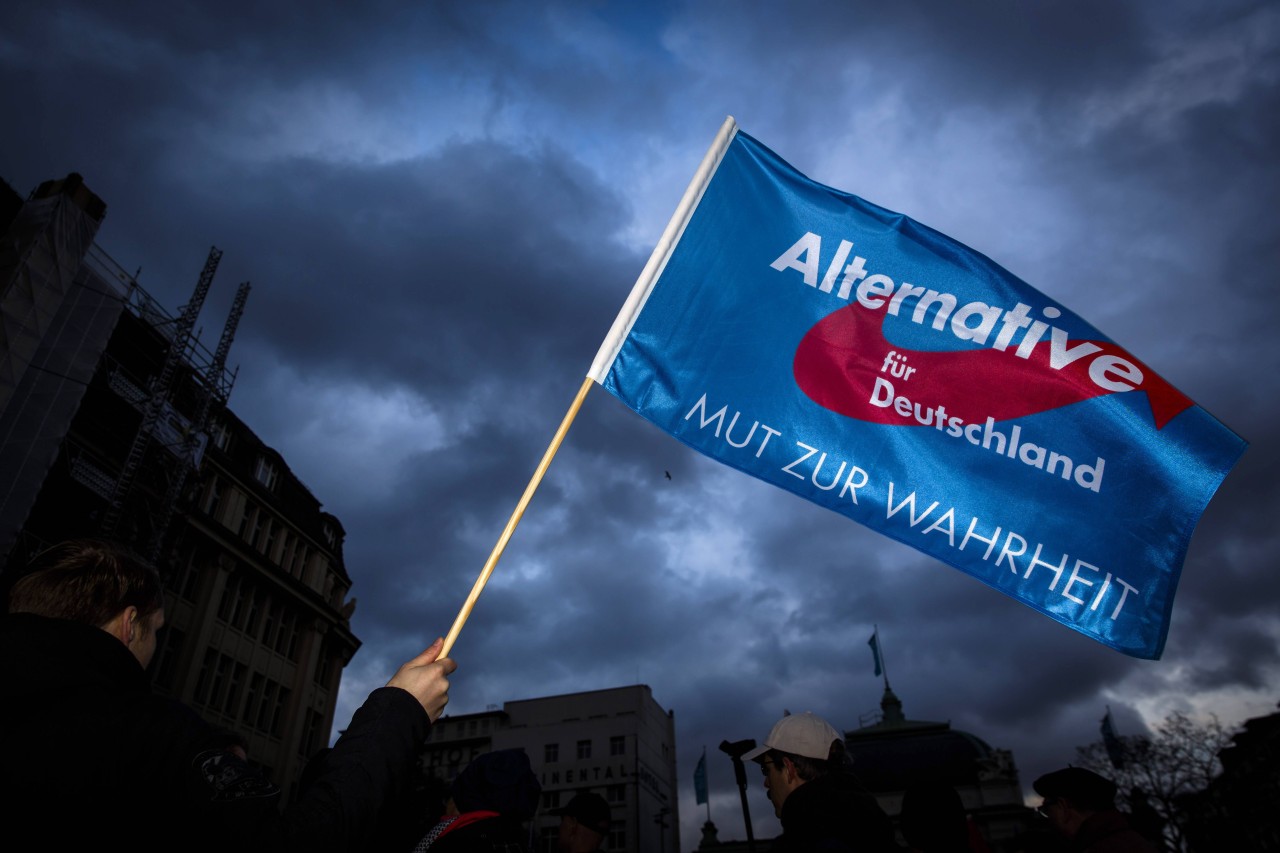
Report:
793,305,1193,429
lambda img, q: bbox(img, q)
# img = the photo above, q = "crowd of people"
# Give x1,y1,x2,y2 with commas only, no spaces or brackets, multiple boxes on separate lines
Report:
0,538,1161,852
741,710,1159,853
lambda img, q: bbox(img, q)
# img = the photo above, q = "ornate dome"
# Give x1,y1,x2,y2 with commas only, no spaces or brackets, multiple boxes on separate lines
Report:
844,685,1011,792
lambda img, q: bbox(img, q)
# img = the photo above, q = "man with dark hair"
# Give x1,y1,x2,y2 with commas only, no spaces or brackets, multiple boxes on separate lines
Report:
1033,767,1158,852
745,711,896,852
1,538,457,852
8,538,168,665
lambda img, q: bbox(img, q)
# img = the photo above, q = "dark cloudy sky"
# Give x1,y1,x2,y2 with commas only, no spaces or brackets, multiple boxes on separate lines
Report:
3,0,1277,844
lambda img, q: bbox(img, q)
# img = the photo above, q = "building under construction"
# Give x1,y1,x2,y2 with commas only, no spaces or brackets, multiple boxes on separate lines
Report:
0,173,360,799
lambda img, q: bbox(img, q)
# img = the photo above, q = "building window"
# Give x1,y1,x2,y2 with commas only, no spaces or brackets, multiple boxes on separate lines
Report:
291,545,309,580
209,653,233,710
279,532,294,570
544,743,558,764
577,739,591,760
270,687,291,738
608,825,624,851
542,791,561,811
238,502,256,539
228,578,253,631
609,735,625,756
242,673,264,725
203,476,222,516
243,587,263,637
279,610,300,659
216,573,239,622
256,681,279,732
314,646,333,688
261,518,277,557
225,662,247,717
210,419,231,451
177,560,201,602
193,648,218,705
251,512,267,549
259,600,278,648
254,456,279,490
300,709,325,759
606,785,625,803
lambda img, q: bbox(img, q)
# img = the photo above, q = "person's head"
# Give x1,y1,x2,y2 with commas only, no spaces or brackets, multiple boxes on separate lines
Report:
553,791,610,852
449,748,541,821
1032,767,1118,839
744,711,845,817
7,539,166,668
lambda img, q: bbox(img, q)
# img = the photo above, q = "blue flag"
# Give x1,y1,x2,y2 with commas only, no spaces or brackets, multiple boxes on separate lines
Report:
693,751,708,805
589,117,1246,659
868,633,883,677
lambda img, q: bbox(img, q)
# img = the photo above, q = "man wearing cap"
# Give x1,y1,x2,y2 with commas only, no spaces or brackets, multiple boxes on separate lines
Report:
1032,767,1158,852
746,711,895,852
553,791,611,852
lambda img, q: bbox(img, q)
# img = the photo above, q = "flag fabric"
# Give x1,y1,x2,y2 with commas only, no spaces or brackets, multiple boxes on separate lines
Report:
1101,709,1127,769
589,116,1246,660
693,750,708,805
868,632,883,677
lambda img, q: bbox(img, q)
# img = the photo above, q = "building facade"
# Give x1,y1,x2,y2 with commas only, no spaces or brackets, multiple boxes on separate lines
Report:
0,173,360,799
422,685,681,853
845,685,1036,852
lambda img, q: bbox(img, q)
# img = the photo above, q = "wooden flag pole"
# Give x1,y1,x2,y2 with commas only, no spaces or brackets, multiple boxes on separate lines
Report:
440,375,596,657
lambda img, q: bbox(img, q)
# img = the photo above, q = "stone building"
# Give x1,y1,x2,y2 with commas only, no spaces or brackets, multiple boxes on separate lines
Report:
0,173,359,799
846,685,1037,852
422,684,681,853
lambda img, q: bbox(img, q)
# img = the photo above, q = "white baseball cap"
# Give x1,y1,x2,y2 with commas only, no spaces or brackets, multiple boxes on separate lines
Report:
743,712,843,762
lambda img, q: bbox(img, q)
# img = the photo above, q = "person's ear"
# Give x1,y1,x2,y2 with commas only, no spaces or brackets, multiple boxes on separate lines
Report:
782,756,799,783
103,606,138,645
122,606,139,645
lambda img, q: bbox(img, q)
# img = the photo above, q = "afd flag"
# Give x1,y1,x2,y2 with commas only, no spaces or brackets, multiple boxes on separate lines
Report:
693,751,708,805
588,117,1246,659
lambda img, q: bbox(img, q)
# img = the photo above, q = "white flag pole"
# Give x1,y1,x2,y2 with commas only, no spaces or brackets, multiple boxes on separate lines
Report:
587,115,739,383
442,116,738,657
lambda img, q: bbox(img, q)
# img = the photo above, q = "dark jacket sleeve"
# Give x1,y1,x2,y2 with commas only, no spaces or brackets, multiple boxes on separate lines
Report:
193,686,430,853
274,686,432,852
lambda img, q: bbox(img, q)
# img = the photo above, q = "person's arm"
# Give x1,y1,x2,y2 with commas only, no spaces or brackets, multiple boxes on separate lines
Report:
384,637,457,721
227,639,457,852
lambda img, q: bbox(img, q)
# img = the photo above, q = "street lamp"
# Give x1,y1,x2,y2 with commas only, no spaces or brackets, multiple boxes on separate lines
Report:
653,806,670,853
719,738,758,853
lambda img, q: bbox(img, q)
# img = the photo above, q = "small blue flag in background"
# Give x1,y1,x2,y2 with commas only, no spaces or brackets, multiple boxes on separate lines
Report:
868,632,883,677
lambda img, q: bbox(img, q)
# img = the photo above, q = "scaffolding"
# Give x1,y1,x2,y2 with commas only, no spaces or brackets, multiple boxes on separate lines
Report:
0,175,247,566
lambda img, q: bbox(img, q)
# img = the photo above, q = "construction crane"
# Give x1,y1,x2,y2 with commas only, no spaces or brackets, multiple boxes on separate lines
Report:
99,246,221,544
147,279,250,561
